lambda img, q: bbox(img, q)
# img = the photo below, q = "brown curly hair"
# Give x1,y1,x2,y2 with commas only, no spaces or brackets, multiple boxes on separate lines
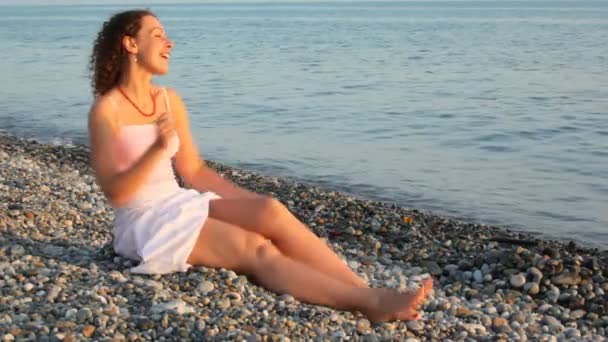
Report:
89,9,156,96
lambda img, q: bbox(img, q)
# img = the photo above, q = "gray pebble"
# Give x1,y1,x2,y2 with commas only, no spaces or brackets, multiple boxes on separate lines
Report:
510,274,526,288
198,280,214,294
406,320,424,331
473,270,483,283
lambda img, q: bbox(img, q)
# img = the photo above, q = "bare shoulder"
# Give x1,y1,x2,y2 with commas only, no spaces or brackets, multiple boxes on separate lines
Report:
88,93,118,132
164,87,191,124
165,87,187,109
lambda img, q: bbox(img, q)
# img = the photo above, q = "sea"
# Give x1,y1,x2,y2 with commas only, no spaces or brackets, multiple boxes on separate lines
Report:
0,1,606,249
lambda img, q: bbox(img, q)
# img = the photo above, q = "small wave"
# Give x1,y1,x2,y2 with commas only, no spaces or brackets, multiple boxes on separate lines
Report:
475,133,511,143
533,210,592,223
306,91,349,97
342,84,370,90
590,150,608,157
479,145,517,153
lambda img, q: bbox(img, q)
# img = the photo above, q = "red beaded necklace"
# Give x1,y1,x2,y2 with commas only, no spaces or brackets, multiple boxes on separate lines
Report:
118,87,157,117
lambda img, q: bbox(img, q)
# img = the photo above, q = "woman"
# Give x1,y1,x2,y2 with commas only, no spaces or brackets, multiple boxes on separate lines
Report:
87,9,432,323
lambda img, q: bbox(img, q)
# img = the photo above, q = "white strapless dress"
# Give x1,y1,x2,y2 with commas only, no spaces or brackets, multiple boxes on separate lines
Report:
108,88,220,275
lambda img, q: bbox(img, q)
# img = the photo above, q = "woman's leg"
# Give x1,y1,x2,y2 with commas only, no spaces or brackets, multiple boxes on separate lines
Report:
187,218,432,322
208,197,368,288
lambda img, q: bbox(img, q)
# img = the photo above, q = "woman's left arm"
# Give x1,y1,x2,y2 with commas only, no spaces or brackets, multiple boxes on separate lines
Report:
169,88,260,199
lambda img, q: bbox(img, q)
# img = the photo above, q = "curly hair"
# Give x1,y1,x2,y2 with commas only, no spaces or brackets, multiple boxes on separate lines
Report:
88,9,156,96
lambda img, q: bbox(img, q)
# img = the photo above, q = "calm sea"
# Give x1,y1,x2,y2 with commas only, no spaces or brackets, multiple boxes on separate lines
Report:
0,1,606,248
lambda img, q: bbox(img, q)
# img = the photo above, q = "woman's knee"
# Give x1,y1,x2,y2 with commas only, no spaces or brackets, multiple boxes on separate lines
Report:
188,219,273,272
247,235,281,271
258,196,287,220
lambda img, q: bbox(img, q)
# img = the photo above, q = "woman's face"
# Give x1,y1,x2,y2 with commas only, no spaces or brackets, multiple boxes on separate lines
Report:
130,15,173,75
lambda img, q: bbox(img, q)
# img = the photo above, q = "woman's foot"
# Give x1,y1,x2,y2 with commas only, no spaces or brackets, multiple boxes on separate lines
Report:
362,278,433,323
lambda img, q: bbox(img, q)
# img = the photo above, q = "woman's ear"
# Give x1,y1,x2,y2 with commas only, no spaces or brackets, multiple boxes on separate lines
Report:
122,35,138,54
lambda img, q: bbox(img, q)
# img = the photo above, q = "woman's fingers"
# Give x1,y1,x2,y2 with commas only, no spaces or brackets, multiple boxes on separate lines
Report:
155,112,176,149
156,112,171,127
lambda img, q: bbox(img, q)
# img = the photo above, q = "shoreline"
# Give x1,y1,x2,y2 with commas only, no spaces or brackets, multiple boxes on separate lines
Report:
1,134,607,341
4,131,604,252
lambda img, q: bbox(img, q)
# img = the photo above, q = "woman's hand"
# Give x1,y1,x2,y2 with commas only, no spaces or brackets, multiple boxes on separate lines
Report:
154,112,176,151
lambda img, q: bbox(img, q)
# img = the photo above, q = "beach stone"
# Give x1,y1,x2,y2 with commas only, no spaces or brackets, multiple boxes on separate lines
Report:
485,306,497,315
586,312,599,321
421,261,442,276
552,272,581,286
496,303,510,314
425,299,438,312
348,260,360,270
356,319,371,334
226,292,242,303
456,306,474,318
570,309,587,320
76,308,92,323
510,312,526,324
55,321,76,330
565,327,581,339
492,317,512,334
198,281,214,294
464,323,487,336
510,274,526,288
82,325,95,338
0,264,15,277
528,267,543,283
473,270,483,283
46,285,61,302
10,245,25,257
217,298,231,309
108,270,128,283
524,282,540,295
542,315,563,331
151,300,195,315
145,279,163,291
332,330,347,339
546,288,560,304
64,308,77,319
406,320,423,331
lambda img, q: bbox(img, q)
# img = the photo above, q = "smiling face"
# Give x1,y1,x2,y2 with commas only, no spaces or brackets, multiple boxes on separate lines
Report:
125,15,173,75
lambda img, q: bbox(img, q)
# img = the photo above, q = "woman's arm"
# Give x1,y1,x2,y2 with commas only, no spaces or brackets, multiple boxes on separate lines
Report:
187,162,259,199
88,97,167,207
168,88,259,199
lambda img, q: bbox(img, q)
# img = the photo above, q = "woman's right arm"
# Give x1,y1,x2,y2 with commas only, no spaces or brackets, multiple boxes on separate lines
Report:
88,98,166,207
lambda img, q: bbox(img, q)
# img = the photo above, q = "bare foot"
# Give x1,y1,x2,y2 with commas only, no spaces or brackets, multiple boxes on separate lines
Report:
362,278,434,323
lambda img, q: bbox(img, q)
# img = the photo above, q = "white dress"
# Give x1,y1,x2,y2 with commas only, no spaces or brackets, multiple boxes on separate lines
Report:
108,88,221,274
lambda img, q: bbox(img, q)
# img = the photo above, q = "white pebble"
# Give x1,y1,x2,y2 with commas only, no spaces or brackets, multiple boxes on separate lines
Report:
510,274,526,288
198,281,214,294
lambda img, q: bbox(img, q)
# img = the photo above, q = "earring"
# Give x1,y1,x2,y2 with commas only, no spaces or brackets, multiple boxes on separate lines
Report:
133,55,138,63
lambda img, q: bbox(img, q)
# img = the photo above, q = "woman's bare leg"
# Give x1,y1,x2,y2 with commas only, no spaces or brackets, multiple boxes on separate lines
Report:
208,197,368,288
187,218,432,322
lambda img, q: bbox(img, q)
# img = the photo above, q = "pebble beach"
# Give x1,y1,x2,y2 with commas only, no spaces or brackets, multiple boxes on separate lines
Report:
0,134,607,342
